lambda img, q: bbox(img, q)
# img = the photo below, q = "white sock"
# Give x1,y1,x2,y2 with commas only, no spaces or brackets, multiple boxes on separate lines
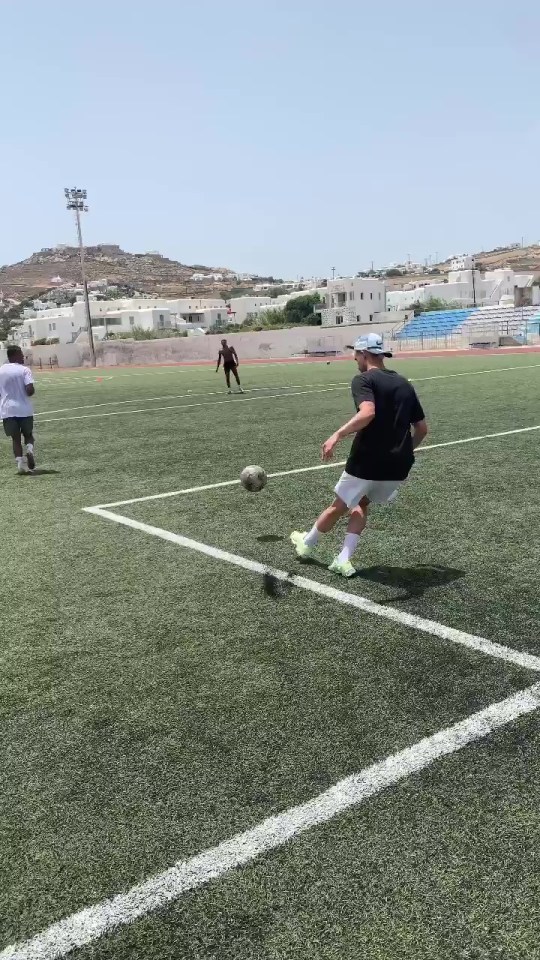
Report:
26,443,34,453
16,456,25,467
304,525,320,547
337,533,361,564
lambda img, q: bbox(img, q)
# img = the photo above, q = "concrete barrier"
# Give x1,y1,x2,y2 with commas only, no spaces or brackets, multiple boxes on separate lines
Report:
25,321,398,369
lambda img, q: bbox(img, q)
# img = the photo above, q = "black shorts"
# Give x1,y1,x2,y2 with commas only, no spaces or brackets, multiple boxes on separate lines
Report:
2,416,34,440
223,361,237,374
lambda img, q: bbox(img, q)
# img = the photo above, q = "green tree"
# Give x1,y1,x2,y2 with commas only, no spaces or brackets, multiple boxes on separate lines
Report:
282,292,321,326
0,317,14,341
385,268,403,278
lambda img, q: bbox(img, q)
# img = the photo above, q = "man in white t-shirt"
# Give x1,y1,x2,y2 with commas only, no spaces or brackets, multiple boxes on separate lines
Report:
0,346,37,473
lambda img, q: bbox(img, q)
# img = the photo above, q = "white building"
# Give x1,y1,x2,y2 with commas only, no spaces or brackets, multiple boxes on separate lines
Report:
17,306,85,346
13,296,229,346
167,297,224,313
174,306,227,329
226,296,275,324
316,277,387,326
387,261,537,311
95,307,174,338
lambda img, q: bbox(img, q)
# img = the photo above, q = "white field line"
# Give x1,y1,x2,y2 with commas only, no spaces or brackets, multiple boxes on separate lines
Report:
32,359,352,387
36,385,346,424
35,381,350,416
410,361,540,382
34,352,342,386
3,682,539,960
34,362,540,418
93,424,540,509
84,506,540,674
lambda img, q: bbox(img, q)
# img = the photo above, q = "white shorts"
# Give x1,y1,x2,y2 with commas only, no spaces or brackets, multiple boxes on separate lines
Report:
334,471,404,509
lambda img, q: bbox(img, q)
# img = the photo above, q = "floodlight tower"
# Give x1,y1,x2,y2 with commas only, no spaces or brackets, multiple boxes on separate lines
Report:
64,187,96,366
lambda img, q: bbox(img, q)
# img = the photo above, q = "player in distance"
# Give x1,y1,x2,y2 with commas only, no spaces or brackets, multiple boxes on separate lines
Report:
216,339,244,394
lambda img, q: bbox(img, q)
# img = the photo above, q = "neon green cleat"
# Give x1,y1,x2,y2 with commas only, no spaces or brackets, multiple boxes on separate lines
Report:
329,557,356,578
290,530,314,559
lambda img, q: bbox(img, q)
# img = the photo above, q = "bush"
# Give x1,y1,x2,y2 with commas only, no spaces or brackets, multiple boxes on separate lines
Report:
411,297,464,317
107,328,190,341
255,308,285,327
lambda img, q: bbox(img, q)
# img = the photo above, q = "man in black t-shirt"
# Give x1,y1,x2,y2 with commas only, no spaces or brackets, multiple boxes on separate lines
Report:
290,333,428,577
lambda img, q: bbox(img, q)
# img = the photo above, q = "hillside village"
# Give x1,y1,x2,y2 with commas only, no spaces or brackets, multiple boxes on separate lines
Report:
1,241,540,349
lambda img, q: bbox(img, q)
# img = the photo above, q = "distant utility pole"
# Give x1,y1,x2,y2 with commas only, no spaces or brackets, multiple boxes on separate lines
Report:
471,257,477,307
64,187,96,367
331,266,336,280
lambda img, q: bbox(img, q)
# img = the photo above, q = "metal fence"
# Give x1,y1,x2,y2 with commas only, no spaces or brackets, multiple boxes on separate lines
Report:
391,318,540,352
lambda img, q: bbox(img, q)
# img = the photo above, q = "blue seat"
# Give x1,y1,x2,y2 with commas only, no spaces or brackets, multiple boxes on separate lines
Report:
395,308,474,339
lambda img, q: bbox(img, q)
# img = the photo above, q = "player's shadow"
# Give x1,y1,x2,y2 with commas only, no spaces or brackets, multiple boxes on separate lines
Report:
257,534,285,544
296,556,464,602
356,564,465,601
19,469,60,477
262,570,293,598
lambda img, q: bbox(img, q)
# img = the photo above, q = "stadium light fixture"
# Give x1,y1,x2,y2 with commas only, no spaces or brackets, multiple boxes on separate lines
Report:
64,186,96,366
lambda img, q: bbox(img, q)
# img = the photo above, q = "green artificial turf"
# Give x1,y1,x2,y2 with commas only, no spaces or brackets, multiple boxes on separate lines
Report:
1,353,539,959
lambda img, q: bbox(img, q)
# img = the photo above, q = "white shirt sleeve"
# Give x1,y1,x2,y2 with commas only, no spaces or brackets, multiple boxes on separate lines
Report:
23,366,34,386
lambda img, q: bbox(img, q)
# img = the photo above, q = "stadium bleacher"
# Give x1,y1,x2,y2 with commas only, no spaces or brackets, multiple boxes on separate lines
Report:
394,306,540,341
394,308,474,339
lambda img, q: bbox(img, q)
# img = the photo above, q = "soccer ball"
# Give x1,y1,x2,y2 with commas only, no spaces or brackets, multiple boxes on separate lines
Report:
240,465,267,492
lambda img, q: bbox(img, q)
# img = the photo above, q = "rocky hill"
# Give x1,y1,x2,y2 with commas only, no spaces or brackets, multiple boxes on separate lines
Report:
384,243,540,289
0,244,241,301
454,243,540,274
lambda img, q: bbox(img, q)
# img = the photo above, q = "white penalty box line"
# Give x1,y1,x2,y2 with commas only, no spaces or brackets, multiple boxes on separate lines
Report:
93,423,540,510
84,422,540,674
86,506,540,675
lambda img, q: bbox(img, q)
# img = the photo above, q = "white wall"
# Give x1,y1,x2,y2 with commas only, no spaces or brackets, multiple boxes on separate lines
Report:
320,277,386,323
387,267,536,311
226,296,274,324
17,313,83,346
317,278,386,325
450,255,474,270
97,308,173,337
26,322,400,368
177,307,227,329
168,298,225,312
321,307,412,328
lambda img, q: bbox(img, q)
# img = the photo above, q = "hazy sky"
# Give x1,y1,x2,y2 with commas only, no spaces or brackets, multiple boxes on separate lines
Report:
1,0,539,277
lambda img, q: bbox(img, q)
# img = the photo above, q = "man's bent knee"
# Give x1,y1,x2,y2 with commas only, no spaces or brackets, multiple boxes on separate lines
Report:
330,496,349,516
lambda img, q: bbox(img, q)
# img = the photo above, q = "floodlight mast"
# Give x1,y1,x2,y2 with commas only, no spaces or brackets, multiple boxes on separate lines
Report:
64,187,96,366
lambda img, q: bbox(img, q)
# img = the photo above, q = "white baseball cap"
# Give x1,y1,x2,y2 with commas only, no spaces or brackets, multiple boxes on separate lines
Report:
347,333,392,357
